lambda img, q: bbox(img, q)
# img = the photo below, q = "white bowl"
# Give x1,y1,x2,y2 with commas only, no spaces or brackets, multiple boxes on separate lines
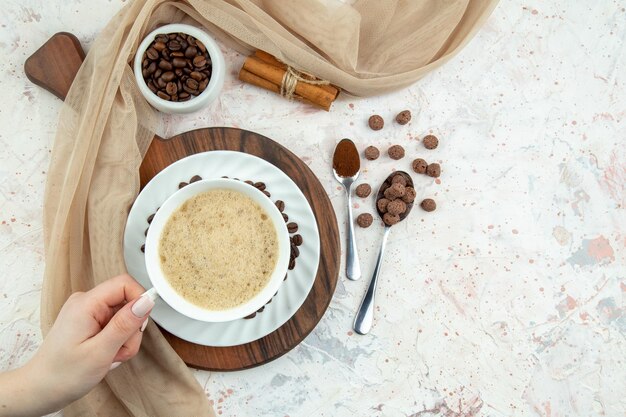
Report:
144,179,290,322
133,23,225,114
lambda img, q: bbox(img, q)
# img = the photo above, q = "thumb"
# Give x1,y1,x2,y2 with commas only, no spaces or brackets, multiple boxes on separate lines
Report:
94,294,154,357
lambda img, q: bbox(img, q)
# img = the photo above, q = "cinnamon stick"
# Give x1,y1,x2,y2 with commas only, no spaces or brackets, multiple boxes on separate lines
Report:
238,69,320,109
253,50,339,99
242,56,336,111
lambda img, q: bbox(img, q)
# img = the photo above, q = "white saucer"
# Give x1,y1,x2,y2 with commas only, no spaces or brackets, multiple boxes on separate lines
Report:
123,151,320,347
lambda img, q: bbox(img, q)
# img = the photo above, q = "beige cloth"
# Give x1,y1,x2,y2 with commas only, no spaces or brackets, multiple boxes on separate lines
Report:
41,0,498,415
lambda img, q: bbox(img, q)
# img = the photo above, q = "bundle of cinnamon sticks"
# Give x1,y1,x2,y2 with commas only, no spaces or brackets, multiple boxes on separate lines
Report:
239,51,340,111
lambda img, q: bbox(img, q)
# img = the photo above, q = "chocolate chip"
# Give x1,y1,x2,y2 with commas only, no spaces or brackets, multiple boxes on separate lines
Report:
364,145,380,160
420,198,437,212
356,213,373,228
426,163,441,178
275,200,285,212
388,145,405,160
368,114,384,130
412,158,428,174
287,222,298,233
395,110,411,125
423,135,439,150
291,234,303,246
190,175,202,183
355,183,372,198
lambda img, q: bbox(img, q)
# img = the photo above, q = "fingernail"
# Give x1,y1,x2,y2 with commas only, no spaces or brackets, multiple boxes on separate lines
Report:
109,362,122,370
140,318,149,332
132,295,155,317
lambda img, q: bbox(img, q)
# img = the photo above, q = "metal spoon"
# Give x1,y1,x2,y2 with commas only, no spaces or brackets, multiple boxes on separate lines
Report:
332,138,361,281
354,171,414,334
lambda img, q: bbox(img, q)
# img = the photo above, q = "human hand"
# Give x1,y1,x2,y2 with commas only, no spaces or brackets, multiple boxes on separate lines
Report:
0,274,154,417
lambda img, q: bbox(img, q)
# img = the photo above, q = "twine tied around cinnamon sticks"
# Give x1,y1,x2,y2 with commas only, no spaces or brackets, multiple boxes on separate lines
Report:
239,51,339,111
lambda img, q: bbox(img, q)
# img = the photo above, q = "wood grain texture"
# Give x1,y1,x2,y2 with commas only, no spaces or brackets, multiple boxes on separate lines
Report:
25,33,340,371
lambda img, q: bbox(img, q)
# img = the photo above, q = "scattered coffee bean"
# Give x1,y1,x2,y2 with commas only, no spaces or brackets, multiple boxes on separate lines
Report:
190,175,202,183
420,198,437,212
262,190,271,198
383,212,400,226
368,115,384,130
288,258,296,270
254,181,266,191
140,244,145,253
395,110,411,125
282,213,289,222
140,32,212,103
412,158,428,174
391,174,407,186
291,244,300,258
388,145,405,160
355,183,372,198
275,200,285,212
244,180,254,186
356,213,374,228
147,213,155,224
144,227,149,236
292,234,303,246
423,135,439,150
364,145,380,160
426,163,441,178
178,182,188,189
287,222,299,233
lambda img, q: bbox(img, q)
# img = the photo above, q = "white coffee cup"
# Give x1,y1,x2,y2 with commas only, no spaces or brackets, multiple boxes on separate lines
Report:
143,178,290,322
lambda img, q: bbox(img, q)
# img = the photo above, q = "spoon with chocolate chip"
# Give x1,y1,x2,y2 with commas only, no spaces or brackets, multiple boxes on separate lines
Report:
353,171,415,335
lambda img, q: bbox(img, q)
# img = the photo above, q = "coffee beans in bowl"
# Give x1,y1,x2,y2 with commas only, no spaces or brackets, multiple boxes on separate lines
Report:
134,24,225,114
141,32,211,103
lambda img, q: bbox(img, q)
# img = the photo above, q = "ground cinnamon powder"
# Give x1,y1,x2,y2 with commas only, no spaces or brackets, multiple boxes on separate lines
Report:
333,139,360,177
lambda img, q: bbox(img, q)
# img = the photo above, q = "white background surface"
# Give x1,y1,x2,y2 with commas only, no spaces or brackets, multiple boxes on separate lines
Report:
1,1,625,416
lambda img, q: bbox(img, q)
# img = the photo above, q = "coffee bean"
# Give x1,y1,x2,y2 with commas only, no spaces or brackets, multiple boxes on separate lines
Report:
291,244,300,258
275,200,285,212
165,82,177,95
144,227,149,236
146,61,157,74
161,71,175,82
158,60,173,71
142,58,149,68
187,35,197,46
282,213,289,222
157,91,170,100
147,80,157,93
193,55,206,67
263,190,271,198
189,71,202,81
153,68,162,79
190,175,202,183
292,234,303,246
287,222,298,233
245,180,254,185
183,84,198,95
178,182,188,189
155,34,169,43
147,213,155,224
196,40,206,52
288,258,296,270
170,51,184,58
172,57,187,68
199,78,209,92
254,182,266,191
156,78,167,89
174,68,184,77
186,78,199,90
153,41,166,51
183,67,192,75
168,40,181,51
179,92,190,99
140,244,145,253
146,47,159,60
160,48,169,60
185,46,198,58
168,33,177,40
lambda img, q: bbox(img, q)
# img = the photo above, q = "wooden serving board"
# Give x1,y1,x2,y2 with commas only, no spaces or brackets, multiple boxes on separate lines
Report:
25,33,340,371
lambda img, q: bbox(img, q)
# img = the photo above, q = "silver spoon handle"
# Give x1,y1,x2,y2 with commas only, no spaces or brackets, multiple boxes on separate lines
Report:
354,227,390,334
346,191,361,280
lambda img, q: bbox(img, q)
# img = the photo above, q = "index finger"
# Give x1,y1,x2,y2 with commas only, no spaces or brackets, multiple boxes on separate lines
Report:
86,274,146,307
